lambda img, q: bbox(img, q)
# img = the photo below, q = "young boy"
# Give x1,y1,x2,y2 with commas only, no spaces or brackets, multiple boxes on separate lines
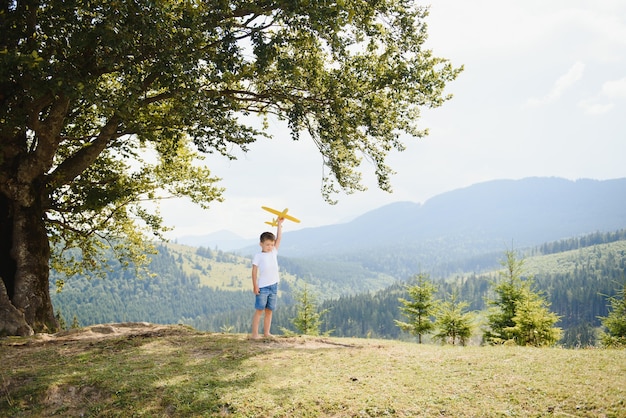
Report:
251,217,283,338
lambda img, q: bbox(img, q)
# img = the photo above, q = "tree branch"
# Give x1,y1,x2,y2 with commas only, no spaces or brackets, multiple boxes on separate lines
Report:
47,115,121,188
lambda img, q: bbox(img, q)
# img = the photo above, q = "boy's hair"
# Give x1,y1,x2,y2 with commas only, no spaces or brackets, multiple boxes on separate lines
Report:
260,232,276,242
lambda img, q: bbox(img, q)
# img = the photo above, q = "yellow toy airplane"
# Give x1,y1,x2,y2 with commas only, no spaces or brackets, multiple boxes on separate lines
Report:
265,218,279,227
261,206,301,223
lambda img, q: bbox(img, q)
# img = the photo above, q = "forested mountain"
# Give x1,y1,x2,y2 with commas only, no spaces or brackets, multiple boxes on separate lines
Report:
234,177,626,278
51,230,626,348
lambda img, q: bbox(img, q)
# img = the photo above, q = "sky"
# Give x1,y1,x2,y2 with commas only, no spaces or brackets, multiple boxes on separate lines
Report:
161,0,626,241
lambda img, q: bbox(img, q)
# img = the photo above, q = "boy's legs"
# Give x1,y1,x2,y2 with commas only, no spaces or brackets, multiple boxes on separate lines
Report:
252,283,277,338
252,285,269,338
263,285,277,337
263,308,273,337
251,309,263,339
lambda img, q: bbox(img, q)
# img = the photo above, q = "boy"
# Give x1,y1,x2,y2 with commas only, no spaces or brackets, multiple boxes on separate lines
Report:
251,217,283,338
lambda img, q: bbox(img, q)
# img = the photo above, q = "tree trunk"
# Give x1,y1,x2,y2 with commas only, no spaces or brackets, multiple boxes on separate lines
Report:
0,194,57,336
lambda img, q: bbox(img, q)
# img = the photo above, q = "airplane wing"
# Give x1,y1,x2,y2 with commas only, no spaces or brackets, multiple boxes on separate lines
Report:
261,206,301,223
261,206,283,217
280,213,301,223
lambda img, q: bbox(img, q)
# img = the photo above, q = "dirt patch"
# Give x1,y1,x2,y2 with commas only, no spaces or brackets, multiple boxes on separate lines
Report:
2,323,358,350
0,323,198,355
43,383,104,415
44,322,181,342
248,335,362,350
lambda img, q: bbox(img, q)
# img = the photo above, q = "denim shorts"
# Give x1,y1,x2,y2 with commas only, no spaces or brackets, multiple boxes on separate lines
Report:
255,283,278,311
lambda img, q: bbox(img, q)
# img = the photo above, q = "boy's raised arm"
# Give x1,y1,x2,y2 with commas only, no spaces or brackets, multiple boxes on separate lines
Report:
274,218,284,250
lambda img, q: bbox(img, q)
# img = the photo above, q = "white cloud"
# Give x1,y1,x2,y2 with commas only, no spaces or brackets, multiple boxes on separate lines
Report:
525,61,585,107
577,76,626,115
602,77,626,99
578,100,614,115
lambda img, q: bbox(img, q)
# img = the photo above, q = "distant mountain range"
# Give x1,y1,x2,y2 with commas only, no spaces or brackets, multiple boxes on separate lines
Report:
177,177,626,267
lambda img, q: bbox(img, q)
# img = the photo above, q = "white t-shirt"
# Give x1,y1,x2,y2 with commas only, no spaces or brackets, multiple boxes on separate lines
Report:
252,248,279,288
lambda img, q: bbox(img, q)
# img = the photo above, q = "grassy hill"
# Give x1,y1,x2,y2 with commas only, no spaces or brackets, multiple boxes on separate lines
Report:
523,240,626,277
166,242,252,291
2,323,625,417
165,242,302,292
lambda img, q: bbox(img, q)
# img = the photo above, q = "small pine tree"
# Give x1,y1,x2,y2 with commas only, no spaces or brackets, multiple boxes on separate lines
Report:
484,250,526,344
484,250,561,346
433,289,475,346
395,273,438,343
290,283,329,336
70,315,80,329
599,281,626,348
506,286,561,347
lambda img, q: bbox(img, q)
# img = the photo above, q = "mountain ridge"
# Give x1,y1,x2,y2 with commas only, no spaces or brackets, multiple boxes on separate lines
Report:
177,177,626,260
269,177,624,255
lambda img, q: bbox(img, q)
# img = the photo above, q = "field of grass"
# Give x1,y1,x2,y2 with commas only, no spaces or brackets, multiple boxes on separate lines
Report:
1,323,624,417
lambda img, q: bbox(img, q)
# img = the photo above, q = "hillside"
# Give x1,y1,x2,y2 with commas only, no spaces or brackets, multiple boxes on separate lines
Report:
2,324,625,417
49,241,392,330
164,243,252,291
524,240,626,277
51,230,626,348
50,244,257,329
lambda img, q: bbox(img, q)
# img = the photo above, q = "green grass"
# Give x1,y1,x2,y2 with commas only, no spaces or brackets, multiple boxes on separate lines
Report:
1,324,625,417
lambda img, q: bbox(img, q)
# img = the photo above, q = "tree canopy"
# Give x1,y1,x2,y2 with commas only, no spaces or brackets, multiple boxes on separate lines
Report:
0,0,460,335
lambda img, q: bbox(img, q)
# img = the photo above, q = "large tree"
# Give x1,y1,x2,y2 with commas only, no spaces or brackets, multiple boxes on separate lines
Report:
0,1,461,336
